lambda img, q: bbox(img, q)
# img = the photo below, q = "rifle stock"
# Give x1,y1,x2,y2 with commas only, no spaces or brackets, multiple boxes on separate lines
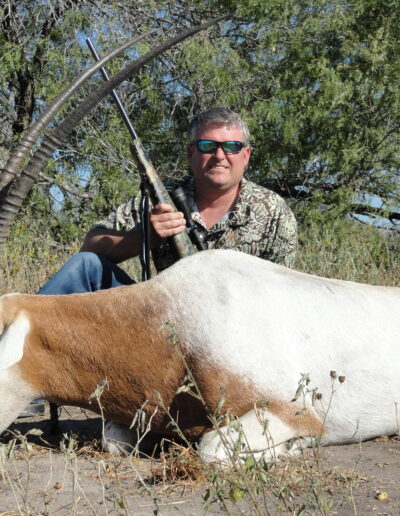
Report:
130,140,197,257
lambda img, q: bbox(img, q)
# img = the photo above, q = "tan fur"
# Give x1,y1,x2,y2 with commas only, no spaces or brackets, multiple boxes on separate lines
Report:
270,399,323,437
3,286,183,429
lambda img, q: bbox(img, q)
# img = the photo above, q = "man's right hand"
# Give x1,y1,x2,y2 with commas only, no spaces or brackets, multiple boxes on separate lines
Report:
80,203,186,264
150,203,186,239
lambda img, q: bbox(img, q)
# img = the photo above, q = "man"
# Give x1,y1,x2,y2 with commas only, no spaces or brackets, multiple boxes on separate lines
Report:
21,107,296,417
38,107,297,297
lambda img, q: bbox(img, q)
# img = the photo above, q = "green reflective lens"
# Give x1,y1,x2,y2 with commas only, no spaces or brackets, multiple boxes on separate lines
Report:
197,140,218,153
222,141,243,153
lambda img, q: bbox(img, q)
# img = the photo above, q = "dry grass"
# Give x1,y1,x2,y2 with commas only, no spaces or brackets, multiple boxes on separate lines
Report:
2,213,400,296
0,418,370,516
297,215,400,285
149,442,208,485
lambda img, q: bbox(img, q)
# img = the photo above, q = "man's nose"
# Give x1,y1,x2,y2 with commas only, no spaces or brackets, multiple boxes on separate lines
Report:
213,145,226,159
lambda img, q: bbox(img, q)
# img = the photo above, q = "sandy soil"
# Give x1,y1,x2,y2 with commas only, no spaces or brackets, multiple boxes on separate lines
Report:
0,405,399,515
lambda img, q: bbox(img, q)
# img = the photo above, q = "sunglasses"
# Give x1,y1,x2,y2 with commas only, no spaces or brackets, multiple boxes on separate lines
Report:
193,140,245,154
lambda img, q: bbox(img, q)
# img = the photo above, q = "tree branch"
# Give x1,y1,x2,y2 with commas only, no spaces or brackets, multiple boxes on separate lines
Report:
38,172,94,199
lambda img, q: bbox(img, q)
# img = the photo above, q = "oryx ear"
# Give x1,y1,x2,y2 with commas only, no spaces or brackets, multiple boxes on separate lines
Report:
0,316,29,370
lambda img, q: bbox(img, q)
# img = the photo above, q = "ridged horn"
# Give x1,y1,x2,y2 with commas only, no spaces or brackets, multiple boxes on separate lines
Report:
0,31,156,192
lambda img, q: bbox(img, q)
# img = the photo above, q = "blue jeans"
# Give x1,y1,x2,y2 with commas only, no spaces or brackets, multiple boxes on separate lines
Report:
38,252,135,295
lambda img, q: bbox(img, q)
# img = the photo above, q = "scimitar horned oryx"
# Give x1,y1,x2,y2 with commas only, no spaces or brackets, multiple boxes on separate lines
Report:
1,250,400,464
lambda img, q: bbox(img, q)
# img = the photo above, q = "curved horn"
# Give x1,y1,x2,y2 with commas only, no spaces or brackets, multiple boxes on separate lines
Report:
0,15,229,248
0,30,157,192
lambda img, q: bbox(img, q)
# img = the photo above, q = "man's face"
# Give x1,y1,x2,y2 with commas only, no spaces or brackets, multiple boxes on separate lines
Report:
187,123,251,192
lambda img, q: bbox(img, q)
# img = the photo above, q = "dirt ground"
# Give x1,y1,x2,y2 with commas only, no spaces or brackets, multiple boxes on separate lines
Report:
0,405,399,515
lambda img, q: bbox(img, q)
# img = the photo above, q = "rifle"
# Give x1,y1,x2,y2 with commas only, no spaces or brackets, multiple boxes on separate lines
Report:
86,38,199,280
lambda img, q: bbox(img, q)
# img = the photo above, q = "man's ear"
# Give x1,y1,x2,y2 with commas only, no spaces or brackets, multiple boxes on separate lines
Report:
243,145,251,167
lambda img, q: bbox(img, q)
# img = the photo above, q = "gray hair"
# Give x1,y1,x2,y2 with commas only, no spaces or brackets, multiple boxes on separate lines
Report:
187,107,250,145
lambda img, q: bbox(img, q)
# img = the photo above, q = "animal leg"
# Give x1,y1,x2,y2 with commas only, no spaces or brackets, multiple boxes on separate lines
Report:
197,407,316,466
0,316,40,432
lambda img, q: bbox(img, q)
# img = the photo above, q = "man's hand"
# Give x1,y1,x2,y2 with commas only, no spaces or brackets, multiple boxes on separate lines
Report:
80,203,186,264
150,203,186,239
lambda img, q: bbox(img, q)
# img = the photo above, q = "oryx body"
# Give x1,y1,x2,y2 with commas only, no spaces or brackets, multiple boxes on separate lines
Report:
0,250,399,462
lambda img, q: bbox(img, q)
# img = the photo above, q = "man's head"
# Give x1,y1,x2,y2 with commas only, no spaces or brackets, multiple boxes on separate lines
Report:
187,107,251,193
187,107,250,145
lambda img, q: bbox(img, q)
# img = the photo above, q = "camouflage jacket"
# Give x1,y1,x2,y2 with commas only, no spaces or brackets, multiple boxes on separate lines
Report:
93,176,297,272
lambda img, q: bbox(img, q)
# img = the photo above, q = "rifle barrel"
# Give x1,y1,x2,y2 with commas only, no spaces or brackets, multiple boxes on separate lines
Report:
86,38,138,140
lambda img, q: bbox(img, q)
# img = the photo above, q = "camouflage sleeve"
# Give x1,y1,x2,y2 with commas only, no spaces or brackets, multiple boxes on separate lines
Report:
91,178,187,233
91,196,142,232
267,201,298,268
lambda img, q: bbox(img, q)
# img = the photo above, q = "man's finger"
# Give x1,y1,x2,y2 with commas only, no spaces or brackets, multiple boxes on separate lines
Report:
152,203,175,214
153,221,187,238
152,211,184,223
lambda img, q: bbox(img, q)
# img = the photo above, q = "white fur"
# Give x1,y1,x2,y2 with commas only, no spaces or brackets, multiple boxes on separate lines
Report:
102,421,160,456
157,250,400,449
0,306,39,433
198,408,312,464
0,367,40,432
0,314,29,370
102,421,138,454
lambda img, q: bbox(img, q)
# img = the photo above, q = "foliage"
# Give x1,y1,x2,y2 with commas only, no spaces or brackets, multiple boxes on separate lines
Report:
235,0,400,225
1,0,400,245
297,209,400,284
0,213,80,294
